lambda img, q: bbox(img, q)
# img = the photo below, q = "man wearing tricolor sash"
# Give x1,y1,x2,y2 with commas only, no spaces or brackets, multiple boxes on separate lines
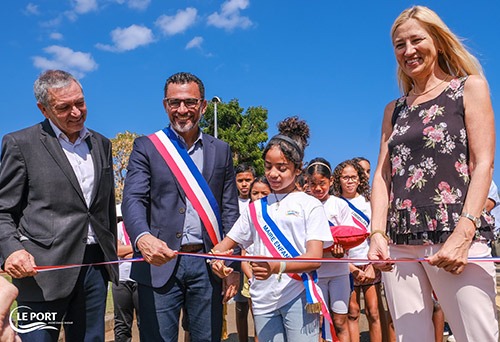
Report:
122,72,240,341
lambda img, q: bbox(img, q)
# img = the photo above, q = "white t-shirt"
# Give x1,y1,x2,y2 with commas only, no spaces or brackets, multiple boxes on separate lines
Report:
238,197,250,214
317,196,353,278
227,192,332,315
345,195,371,265
488,181,500,234
117,221,134,282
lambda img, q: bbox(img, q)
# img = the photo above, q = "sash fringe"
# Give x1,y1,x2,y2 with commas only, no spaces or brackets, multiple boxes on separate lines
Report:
305,302,322,314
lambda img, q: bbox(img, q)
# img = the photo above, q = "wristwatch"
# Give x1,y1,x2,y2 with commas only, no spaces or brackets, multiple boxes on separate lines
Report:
461,212,481,229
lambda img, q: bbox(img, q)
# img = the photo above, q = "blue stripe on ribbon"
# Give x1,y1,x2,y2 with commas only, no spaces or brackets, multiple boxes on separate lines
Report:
164,127,223,238
340,196,370,225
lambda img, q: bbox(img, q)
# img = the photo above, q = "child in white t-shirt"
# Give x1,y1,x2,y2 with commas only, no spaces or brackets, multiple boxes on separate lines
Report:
212,117,333,341
333,159,383,342
306,157,353,342
233,162,256,341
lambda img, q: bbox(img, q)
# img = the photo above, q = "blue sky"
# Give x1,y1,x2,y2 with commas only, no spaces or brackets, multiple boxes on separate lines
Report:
1,0,499,182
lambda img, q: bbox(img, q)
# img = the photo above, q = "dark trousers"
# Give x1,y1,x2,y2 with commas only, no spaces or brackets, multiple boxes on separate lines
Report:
138,254,223,342
16,245,108,342
17,265,107,342
112,280,140,342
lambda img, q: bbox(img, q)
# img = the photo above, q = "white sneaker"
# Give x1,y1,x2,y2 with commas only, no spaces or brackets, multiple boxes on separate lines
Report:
447,335,456,342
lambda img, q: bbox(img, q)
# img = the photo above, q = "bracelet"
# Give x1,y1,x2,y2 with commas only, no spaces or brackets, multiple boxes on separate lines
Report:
277,261,286,282
369,230,390,241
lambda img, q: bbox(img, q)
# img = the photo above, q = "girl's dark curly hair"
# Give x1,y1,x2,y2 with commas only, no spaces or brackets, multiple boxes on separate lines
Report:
262,116,310,170
332,159,371,201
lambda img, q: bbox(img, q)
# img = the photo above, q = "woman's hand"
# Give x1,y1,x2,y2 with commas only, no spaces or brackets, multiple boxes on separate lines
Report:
367,233,393,272
428,221,474,274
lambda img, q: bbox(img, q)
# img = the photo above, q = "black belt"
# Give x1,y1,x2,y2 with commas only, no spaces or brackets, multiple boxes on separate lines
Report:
179,244,204,253
83,244,104,263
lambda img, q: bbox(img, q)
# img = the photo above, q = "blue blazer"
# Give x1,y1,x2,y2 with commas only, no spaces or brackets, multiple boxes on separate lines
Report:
121,130,239,288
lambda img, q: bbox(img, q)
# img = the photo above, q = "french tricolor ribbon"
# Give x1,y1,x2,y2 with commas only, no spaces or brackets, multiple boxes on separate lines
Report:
248,197,335,337
148,127,223,245
3,255,499,275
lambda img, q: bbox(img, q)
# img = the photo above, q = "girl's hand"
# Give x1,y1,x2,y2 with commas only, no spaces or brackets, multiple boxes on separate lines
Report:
222,271,240,303
210,249,234,278
352,267,365,282
330,243,345,258
428,222,474,274
250,261,277,280
362,264,376,283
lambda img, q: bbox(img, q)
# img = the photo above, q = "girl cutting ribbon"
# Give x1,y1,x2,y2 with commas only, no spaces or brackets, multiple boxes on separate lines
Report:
211,117,333,341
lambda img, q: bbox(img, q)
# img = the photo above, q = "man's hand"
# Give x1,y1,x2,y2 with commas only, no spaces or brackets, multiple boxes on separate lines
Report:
136,234,176,266
222,271,240,304
4,250,37,279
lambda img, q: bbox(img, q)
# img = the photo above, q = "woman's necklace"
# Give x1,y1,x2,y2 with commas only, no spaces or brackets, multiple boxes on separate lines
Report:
273,187,297,210
410,76,450,97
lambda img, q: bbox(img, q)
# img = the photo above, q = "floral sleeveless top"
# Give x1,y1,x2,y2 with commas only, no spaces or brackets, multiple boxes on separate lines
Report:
387,76,494,245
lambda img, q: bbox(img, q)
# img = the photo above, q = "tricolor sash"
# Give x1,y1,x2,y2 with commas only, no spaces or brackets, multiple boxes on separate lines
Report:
340,196,370,230
248,197,334,331
148,128,223,245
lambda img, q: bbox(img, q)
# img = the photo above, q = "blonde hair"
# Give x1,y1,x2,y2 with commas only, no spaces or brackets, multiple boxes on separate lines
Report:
391,6,484,94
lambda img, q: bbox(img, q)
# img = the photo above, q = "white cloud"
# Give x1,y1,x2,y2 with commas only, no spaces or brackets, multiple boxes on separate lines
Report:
127,0,150,10
32,45,98,78
73,0,98,14
96,24,154,52
113,0,150,10
40,16,63,28
24,3,40,15
207,0,252,31
50,32,64,40
155,8,197,36
186,36,203,50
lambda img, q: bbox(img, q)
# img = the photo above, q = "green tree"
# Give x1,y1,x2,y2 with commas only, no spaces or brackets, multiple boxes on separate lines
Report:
201,99,268,175
111,131,141,203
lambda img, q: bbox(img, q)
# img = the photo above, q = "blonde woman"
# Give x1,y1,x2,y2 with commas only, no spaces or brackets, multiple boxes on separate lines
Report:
369,6,497,342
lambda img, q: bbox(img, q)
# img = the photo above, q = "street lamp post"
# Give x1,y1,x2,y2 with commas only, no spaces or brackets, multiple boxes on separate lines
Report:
211,96,221,138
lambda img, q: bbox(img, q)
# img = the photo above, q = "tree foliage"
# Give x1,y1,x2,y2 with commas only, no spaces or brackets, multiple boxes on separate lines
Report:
201,99,268,175
111,131,141,203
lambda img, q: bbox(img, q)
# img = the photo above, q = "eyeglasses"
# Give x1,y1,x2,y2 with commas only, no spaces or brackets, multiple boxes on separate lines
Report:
164,98,202,109
340,175,359,182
